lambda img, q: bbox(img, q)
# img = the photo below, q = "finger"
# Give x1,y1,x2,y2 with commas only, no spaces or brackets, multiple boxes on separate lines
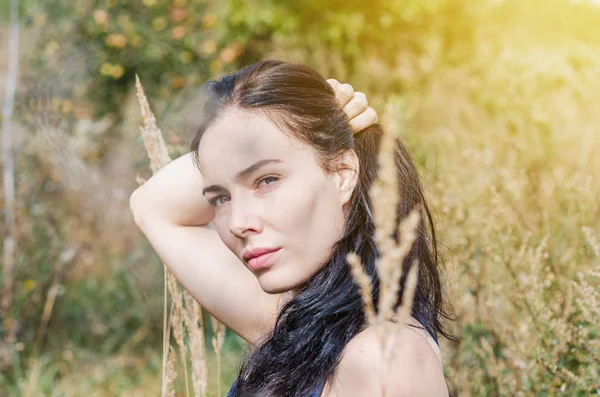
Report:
349,107,379,134
336,83,354,107
342,91,369,120
326,78,341,93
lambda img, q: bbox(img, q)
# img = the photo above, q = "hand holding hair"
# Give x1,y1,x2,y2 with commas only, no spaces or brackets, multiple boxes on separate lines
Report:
326,78,379,134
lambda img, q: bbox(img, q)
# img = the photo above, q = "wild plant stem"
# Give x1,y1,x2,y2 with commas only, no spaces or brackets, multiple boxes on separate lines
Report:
1,0,20,346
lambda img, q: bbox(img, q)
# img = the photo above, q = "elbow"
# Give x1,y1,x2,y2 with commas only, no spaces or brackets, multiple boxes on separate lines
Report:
129,187,148,227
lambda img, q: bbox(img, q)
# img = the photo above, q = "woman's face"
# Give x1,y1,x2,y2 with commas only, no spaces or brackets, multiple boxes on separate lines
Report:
197,108,358,294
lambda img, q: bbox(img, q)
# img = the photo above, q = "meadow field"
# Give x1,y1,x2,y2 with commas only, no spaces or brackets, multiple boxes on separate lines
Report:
0,0,599,396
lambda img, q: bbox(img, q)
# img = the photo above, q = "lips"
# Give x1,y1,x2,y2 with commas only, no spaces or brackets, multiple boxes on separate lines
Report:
243,247,281,262
243,248,281,271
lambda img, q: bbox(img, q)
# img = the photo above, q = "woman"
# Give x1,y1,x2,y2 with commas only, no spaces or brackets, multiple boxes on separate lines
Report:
130,60,453,396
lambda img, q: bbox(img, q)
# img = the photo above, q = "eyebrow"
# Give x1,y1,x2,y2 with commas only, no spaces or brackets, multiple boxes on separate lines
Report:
202,159,283,195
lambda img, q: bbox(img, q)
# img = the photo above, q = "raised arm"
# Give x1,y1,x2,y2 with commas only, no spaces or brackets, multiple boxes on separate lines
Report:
130,152,282,344
129,80,378,345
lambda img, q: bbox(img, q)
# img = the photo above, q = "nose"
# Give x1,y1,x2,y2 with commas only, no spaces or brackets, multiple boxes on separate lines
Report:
228,194,263,239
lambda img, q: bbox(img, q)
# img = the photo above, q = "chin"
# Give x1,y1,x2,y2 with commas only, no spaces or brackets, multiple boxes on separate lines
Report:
256,271,300,295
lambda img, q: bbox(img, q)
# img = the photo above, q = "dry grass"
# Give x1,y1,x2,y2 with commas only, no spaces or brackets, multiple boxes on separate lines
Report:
3,1,599,395
136,76,221,397
399,32,600,395
346,97,425,396
132,19,600,397
210,317,226,397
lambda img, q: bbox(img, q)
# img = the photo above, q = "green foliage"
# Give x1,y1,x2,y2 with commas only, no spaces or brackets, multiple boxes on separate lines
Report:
220,0,479,92
19,0,243,121
17,0,479,124
3,0,600,395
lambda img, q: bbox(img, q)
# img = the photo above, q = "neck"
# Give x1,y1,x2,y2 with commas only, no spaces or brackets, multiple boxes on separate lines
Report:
278,290,296,310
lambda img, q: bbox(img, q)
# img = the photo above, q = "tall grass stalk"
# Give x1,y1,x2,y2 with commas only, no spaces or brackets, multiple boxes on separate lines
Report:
135,76,210,397
211,317,226,397
1,0,20,348
23,248,75,397
163,346,177,397
347,98,423,396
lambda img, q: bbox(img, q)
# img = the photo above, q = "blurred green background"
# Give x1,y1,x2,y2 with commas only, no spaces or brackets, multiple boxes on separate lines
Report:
1,0,600,395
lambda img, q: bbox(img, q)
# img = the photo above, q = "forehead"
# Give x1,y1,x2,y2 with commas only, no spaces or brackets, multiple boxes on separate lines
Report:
196,108,311,179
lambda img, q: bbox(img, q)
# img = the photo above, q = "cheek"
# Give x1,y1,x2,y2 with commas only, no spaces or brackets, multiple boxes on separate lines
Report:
271,179,345,262
268,180,328,226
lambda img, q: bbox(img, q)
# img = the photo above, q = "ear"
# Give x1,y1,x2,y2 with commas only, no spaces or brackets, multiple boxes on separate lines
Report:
332,149,360,207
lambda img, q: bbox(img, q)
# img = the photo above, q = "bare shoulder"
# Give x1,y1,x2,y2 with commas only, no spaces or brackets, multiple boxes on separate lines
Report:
321,317,448,397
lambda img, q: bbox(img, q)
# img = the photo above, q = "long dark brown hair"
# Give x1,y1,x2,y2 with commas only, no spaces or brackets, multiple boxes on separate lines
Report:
190,60,455,397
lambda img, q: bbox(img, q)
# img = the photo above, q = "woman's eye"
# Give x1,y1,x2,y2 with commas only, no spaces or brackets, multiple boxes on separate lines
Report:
210,177,278,207
258,176,278,187
210,196,229,207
